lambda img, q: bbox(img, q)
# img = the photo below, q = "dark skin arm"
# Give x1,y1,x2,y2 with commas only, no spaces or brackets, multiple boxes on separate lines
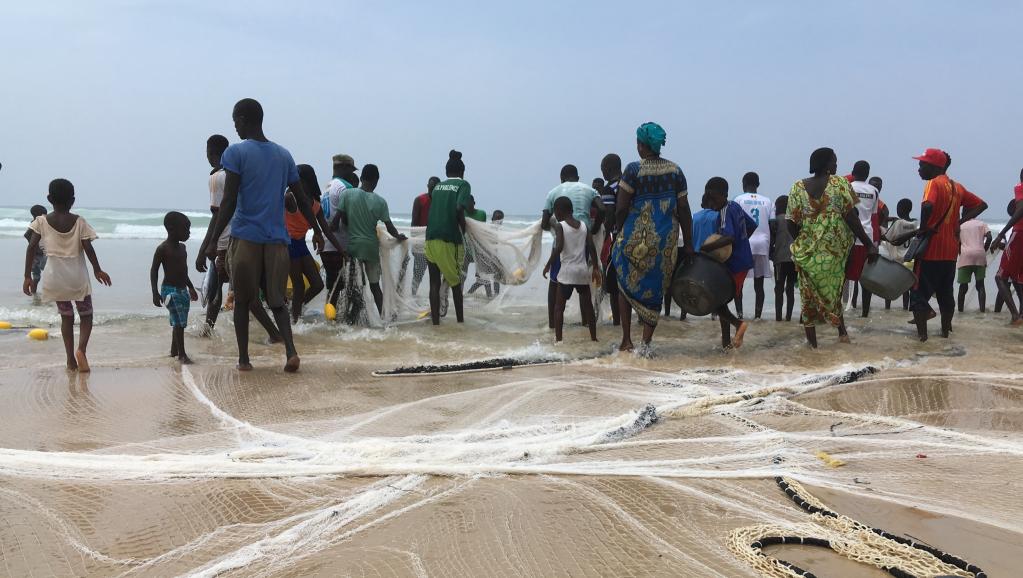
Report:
411,197,423,226
207,171,240,259
615,188,632,234
541,209,553,231
457,206,467,233
890,228,920,246
22,232,41,295
589,197,604,234
676,195,694,257
288,180,338,253
82,240,112,286
384,220,407,242
992,203,1023,251
196,206,218,272
984,231,993,252
151,244,165,307
587,229,602,285
700,234,734,253
917,202,934,235
842,208,878,259
960,201,987,225
543,222,564,278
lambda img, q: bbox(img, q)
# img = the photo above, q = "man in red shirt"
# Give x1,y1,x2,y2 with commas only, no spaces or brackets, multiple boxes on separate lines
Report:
909,148,988,341
989,168,1023,325
410,176,440,295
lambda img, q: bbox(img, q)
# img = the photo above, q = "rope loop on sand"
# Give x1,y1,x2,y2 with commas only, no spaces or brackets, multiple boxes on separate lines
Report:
729,477,987,578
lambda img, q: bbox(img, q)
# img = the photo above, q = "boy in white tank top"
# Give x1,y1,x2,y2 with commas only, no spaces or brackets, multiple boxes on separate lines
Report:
542,197,600,342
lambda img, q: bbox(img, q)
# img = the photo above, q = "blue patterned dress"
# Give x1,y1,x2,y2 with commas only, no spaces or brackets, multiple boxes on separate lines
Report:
611,158,688,326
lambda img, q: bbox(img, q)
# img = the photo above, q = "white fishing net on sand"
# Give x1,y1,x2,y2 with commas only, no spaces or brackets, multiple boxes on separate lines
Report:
330,219,545,327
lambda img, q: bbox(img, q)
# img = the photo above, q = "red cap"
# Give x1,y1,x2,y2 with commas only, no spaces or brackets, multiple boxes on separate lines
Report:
913,148,948,168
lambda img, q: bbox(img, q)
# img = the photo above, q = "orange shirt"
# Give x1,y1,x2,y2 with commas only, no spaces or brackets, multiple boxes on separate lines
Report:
921,175,982,261
285,199,320,240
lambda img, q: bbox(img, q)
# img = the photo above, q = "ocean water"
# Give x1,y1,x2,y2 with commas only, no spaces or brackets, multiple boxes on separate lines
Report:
0,206,541,241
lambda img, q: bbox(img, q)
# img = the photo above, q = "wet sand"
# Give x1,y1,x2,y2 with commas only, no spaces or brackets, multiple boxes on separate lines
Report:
1,307,1023,576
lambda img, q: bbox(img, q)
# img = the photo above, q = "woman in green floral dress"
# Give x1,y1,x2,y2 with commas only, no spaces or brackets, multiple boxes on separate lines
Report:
787,148,878,348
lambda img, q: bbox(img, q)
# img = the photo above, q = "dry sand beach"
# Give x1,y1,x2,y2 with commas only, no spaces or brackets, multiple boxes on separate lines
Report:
1,271,1022,577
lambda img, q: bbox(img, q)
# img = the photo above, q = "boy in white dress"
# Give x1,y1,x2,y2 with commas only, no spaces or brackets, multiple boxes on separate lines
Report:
23,179,112,372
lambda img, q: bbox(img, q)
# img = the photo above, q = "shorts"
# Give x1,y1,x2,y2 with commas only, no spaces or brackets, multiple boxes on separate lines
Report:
288,237,311,259
549,255,562,283
957,265,986,284
751,254,773,278
56,295,92,317
556,283,584,299
227,238,290,308
998,234,1023,283
31,253,47,282
361,259,382,284
161,285,191,327
846,245,868,282
424,239,465,287
732,270,748,294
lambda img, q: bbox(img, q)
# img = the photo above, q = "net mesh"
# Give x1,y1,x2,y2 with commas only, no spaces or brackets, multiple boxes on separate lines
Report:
329,219,547,327
1,357,1017,576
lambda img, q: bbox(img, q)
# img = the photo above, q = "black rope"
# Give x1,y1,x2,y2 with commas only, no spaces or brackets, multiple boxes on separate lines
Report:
768,477,987,578
376,356,562,375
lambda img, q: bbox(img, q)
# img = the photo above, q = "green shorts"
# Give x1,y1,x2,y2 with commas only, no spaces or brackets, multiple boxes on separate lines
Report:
227,238,290,308
362,259,382,284
957,265,986,284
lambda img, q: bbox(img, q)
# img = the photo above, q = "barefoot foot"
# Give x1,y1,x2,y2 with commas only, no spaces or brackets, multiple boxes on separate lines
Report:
284,355,300,373
618,340,634,352
75,350,90,373
732,321,749,349
838,334,851,344
237,361,253,371
179,355,194,365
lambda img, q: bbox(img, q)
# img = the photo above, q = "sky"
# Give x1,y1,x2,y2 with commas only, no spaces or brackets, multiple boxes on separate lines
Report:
1,0,1021,216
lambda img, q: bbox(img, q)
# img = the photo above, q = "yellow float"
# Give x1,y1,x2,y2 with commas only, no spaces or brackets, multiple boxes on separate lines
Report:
28,328,49,340
324,302,337,321
0,321,12,329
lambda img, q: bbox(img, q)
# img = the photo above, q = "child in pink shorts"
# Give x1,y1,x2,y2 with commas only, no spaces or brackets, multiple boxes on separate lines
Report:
23,179,112,371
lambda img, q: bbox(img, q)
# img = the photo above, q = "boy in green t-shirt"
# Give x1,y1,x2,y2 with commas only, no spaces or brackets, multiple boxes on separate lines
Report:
338,164,406,315
425,150,470,324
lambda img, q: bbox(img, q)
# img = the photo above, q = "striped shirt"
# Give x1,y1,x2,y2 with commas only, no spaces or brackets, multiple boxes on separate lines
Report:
921,175,983,261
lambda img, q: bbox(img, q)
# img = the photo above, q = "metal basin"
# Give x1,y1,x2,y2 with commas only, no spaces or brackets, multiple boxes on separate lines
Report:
860,255,916,300
671,254,736,316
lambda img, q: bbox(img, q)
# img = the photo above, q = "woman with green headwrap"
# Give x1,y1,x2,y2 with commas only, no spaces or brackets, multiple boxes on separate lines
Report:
611,122,694,351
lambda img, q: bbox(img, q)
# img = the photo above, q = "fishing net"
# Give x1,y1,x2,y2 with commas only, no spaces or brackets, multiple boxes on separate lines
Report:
1,352,1017,576
327,219,546,327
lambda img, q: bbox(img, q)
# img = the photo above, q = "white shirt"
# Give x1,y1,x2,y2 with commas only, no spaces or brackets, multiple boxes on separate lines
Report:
850,181,879,246
321,177,349,252
733,192,773,256
208,169,232,250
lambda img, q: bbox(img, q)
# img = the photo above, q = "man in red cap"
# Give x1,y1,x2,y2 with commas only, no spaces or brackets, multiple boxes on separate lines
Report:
909,148,987,341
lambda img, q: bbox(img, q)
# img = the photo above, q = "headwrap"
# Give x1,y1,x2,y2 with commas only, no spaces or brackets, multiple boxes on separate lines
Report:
636,122,667,154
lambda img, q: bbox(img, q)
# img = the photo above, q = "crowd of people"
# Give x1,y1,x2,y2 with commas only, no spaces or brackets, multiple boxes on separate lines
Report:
19,99,1023,372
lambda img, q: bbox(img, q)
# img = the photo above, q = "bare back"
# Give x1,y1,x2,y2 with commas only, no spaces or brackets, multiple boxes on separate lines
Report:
45,212,80,234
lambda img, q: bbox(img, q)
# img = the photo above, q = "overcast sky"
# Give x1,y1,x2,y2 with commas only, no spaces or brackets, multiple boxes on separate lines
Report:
1,0,1020,216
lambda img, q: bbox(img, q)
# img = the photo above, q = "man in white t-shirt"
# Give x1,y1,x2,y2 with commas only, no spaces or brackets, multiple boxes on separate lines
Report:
321,154,357,310
733,172,772,319
847,160,880,317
